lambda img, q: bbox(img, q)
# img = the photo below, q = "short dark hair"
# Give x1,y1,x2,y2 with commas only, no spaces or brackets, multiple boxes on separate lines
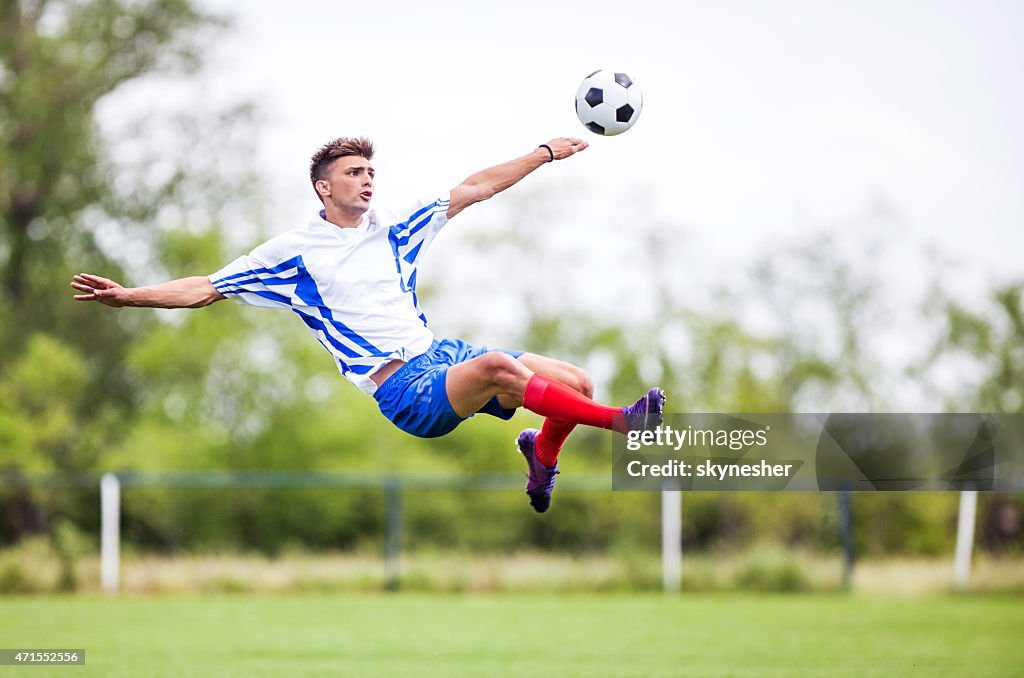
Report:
309,137,375,202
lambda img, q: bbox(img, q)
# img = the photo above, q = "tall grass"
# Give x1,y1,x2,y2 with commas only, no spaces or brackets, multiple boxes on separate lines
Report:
2,540,1022,595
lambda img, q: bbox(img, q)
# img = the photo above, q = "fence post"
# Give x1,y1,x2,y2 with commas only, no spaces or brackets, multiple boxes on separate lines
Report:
100,473,120,594
661,479,682,593
954,490,978,589
836,490,856,590
384,475,402,591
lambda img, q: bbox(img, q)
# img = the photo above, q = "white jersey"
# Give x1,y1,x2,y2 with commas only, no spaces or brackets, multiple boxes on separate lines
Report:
208,194,451,395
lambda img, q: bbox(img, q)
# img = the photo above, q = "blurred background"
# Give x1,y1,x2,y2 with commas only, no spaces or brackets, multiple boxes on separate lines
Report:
0,1,1022,673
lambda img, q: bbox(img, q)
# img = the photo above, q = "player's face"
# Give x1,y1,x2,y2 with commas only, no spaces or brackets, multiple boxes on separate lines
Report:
321,156,375,213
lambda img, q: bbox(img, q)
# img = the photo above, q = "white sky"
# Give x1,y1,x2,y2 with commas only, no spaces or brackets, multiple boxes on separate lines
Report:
190,0,1023,273
105,0,1024,378
87,0,1024,409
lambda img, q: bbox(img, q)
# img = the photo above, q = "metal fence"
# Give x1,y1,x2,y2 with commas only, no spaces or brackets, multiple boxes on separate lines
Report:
0,471,979,594
2,470,617,592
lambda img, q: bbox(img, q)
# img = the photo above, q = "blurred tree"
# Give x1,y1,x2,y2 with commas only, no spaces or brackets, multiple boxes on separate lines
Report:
917,281,1024,553
0,0,208,332
921,282,1024,413
0,0,216,541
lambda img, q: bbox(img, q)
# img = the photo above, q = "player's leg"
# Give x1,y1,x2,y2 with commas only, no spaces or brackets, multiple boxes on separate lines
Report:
444,351,592,514
494,353,594,408
443,351,533,418
501,353,588,466
445,351,619,426
446,351,588,463
507,354,664,512
445,350,662,433
445,350,664,513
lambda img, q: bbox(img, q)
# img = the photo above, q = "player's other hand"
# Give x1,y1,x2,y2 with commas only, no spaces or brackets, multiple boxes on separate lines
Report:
545,137,589,160
70,273,131,307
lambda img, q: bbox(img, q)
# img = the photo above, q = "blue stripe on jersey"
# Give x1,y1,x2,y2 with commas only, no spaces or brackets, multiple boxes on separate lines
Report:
403,240,424,264
385,232,408,291
392,199,449,236
231,287,293,307
294,310,374,364
215,286,386,368
211,257,302,286
404,202,448,240
287,263,387,357
390,205,449,248
214,255,389,359
385,201,447,285
382,199,446,326
406,270,428,327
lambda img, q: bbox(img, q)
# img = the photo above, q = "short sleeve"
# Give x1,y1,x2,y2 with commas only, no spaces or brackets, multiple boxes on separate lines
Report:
378,192,450,267
208,253,296,310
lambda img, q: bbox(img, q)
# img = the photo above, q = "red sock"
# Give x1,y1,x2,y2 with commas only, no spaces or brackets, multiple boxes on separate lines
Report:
522,373,627,435
535,418,576,466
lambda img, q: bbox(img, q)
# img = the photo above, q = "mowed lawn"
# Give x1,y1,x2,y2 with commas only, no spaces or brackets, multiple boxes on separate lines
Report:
2,593,1022,677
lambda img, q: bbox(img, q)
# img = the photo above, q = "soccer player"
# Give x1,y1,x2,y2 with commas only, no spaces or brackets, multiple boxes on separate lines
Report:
70,136,664,513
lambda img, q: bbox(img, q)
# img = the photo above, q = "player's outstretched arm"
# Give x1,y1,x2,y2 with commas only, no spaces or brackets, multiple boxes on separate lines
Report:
70,273,225,309
447,137,588,219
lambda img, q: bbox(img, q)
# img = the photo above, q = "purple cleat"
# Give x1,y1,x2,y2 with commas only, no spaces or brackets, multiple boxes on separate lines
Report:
621,387,666,432
517,429,559,514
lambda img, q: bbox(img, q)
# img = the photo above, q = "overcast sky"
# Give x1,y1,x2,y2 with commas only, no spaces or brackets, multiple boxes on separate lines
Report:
103,0,1023,359
184,0,1022,274
95,0,1024,407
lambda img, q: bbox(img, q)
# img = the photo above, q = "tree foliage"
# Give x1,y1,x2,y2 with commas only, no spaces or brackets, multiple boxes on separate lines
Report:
0,0,215,539
921,282,1024,413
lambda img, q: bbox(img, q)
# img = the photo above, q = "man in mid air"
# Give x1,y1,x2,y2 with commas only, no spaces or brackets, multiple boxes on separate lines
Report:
71,136,664,513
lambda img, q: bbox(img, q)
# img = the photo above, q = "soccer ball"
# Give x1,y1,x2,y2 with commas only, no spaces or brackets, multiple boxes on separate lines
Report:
574,70,643,136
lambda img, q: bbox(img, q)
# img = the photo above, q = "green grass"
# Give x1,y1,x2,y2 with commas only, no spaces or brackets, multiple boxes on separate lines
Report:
1,593,1022,677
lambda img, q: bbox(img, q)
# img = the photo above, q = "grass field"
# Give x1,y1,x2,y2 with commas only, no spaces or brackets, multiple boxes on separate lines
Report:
2,593,1022,677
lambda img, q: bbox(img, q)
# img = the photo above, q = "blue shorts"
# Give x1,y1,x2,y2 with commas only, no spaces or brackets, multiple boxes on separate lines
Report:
373,338,524,438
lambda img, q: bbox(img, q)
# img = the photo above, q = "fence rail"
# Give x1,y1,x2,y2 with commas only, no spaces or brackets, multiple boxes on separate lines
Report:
0,470,610,490
0,472,980,594
2,470,620,594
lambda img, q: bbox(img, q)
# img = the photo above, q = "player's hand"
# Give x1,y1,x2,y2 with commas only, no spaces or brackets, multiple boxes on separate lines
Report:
544,137,589,160
70,273,132,307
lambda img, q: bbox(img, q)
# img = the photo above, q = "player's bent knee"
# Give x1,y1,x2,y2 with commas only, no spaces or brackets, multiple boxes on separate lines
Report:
578,370,595,399
477,351,528,389
563,365,593,398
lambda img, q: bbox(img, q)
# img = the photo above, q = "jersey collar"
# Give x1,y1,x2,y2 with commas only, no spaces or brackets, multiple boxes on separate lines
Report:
312,209,375,235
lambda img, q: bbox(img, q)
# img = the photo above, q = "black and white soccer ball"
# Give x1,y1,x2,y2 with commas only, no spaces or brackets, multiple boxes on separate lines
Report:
574,70,643,136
